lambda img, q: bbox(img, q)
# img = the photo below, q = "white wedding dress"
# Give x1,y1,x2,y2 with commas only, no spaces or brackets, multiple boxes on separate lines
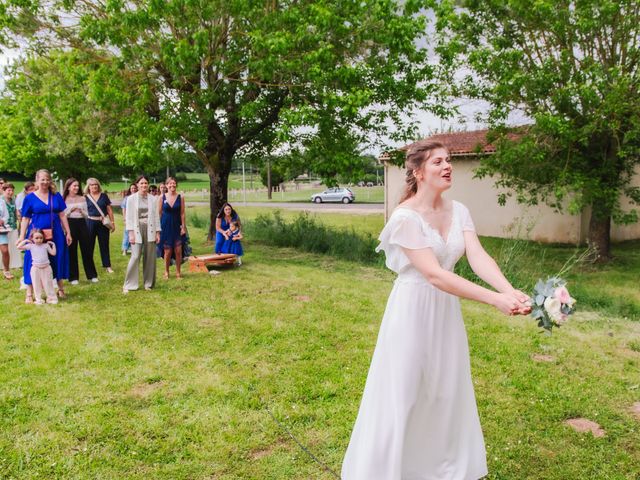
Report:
342,201,488,480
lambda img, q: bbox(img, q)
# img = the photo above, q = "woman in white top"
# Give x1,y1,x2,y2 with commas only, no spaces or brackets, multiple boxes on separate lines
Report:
123,175,161,293
62,178,98,284
341,140,532,480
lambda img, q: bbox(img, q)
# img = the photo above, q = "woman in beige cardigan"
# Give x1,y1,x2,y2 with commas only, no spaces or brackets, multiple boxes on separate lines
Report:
123,175,161,293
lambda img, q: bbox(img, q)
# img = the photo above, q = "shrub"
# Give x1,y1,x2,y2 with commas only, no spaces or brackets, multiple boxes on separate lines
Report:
189,211,208,229
244,211,384,266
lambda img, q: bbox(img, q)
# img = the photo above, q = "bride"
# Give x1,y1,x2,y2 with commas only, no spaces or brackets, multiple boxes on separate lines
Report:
341,140,531,479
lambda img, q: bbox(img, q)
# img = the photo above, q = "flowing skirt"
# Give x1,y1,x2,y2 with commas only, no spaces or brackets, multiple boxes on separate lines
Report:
342,278,487,480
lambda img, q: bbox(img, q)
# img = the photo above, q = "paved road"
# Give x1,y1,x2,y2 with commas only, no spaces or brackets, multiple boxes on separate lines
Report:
186,201,383,215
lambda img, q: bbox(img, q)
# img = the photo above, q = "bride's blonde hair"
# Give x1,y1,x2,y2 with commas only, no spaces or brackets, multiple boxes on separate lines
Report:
399,140,447,203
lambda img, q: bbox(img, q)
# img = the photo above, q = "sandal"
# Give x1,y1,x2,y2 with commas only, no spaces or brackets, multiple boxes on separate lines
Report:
57,289,66,299
3,271,14,280
25,293,34,304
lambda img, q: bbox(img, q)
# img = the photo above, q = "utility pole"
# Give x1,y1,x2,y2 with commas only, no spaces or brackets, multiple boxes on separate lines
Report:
242,161,246,205
267,159,272,200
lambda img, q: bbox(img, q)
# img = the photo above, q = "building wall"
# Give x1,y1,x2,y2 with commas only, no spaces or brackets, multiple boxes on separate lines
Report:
384,159,640,243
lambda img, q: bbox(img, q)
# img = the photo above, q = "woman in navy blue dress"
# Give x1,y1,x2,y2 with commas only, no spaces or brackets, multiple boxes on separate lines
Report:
17,169,72,302
215,203,241,254
158,177,186,279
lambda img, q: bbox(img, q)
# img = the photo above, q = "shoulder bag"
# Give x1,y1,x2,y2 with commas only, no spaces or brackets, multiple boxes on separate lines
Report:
87,194,115,232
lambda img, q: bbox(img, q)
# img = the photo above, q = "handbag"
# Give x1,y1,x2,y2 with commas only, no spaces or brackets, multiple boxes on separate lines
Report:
87,193,115,232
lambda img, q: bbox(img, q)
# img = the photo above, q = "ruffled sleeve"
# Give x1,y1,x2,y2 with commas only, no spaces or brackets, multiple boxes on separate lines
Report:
376,209,439,273
21,193,33,219
457,201,475,232
53,192,67,214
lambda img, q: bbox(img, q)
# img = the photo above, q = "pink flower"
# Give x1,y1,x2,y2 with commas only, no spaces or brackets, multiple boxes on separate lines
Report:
554,286,571,304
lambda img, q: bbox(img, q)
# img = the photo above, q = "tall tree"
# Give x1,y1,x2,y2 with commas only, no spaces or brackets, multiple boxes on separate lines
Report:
436,0,640,261
2,0,447,236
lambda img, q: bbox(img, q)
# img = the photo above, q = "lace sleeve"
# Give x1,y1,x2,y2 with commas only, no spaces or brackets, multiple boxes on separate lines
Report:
376,210,439,273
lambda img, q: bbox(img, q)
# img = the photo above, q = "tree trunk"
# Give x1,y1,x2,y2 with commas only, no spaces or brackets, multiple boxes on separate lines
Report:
587,203,611,263
206,163,231,240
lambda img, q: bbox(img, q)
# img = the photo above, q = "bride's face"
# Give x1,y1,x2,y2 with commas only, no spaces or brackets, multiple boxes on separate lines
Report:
417,148,452,192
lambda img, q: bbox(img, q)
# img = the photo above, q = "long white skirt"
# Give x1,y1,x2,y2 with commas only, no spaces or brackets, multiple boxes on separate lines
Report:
342,279,488,480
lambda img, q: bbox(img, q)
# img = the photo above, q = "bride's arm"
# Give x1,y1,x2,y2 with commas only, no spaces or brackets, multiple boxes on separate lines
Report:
402,246,523,315
463,230,530,307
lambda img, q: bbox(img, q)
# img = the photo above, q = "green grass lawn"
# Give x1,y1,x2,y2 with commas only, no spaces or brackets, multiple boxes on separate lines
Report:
1,209,639,479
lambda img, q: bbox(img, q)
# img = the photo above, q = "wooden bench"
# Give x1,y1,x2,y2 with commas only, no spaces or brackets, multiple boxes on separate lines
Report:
188,253,237,273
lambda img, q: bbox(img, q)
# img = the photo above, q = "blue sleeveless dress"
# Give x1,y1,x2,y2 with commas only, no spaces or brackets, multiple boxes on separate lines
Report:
159,194,183,249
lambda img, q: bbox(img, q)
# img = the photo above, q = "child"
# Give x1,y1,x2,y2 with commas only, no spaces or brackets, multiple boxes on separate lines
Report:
228,221,244,265
17,229,58,305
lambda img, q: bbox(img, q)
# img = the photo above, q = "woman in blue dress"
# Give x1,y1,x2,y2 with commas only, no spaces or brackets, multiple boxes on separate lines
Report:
214,203,241,254
157,177,186,279
17,169,72,302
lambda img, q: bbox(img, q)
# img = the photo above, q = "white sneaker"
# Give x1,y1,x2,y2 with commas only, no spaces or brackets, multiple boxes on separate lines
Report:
91,278,99,283
70,280,79,285
19,277,27,290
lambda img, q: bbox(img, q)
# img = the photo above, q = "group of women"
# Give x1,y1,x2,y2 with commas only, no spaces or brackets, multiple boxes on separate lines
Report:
1,170,223,301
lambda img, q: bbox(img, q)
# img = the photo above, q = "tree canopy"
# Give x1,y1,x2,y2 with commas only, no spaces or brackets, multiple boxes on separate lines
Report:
0,50,161,182
2,0,448,234
436,0,640,260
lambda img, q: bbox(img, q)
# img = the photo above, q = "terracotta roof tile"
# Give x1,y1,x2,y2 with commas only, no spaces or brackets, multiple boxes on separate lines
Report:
404,129,495,155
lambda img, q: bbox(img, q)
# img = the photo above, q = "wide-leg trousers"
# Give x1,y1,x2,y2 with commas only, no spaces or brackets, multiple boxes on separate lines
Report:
31,264,57,304
123,227,156,291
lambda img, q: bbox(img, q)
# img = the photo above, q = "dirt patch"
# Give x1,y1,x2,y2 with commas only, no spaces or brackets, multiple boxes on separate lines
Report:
630,402,640,420
532,354,556,363
564,418,606,437
129,380,165,399
250,438,289,460
294,295,311,302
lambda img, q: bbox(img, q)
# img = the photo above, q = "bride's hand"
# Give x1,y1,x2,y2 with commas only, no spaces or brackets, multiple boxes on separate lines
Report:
509,289,532,315
492,292,527,316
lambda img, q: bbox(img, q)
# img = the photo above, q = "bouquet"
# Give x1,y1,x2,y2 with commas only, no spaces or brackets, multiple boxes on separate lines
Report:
531,277,576,333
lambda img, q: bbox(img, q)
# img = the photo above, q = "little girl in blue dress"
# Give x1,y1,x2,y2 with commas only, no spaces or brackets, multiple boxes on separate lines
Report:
219,221,244,265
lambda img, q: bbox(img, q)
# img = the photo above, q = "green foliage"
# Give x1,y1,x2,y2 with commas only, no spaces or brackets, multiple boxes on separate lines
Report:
1,0,449,232
436,0,640,258
187,211,208,230
244,211,384,266
0,51,162,180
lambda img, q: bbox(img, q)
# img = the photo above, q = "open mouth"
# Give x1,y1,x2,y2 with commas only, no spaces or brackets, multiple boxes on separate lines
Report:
442,173,451,180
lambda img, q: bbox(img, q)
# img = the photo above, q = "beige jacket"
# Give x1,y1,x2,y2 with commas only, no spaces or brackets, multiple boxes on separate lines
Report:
125,192,161,243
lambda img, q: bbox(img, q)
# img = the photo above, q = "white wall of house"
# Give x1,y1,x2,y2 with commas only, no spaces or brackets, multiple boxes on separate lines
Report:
384,159,640,244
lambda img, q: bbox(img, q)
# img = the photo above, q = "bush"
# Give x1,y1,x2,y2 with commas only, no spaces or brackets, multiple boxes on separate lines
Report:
175,172,188,182
244,211,384,266
189,211,208,229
